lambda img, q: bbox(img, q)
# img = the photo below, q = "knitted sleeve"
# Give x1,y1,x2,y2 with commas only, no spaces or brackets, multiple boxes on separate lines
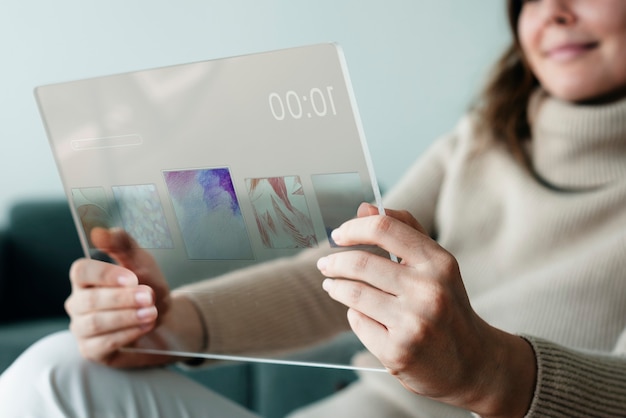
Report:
524,335,626,417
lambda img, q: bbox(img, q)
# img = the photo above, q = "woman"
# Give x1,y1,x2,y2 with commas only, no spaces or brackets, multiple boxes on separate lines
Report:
1,0,625,416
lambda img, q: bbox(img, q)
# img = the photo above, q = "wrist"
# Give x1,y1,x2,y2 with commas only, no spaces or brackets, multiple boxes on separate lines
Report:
167,291,208,353
472,327,537,418
134,291,207,358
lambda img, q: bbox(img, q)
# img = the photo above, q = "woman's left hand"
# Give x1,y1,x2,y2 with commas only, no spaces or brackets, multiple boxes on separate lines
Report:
317,203,536,418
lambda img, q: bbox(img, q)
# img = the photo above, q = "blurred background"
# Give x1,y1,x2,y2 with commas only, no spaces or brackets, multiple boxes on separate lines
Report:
0,0,509,225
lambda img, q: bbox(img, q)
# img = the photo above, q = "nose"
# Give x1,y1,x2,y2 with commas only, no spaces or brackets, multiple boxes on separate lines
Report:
541,0,576,26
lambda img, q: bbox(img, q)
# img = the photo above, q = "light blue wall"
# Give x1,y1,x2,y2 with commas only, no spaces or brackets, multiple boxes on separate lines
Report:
0,0,510,224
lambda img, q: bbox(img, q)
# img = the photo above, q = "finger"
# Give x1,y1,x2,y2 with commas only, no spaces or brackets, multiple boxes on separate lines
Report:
382,209,427,234
70,258,138,289
70,306,157,339
90,228,166,293
357,203,426,234
345,307,389,360
323,278,398,327
90,227,144,269
331,215,439,266
77,325,153,364
65,285,154,316
356,202,380,217
318,250,404,295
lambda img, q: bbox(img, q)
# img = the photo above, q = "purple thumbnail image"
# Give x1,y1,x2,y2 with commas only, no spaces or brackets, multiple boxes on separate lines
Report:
164,167,253,260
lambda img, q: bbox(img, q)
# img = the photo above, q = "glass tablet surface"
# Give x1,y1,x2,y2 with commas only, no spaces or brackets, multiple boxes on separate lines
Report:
36,43,385,371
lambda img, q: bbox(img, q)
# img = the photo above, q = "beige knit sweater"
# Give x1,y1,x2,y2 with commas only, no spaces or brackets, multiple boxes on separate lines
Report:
180,90,626,417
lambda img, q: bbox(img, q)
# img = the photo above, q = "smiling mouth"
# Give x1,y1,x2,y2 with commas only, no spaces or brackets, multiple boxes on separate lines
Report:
545,42,599,61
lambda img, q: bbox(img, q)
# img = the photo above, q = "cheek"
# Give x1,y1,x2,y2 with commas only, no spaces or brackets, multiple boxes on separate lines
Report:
598,28,626,90
588,0,626,32
517,13,541,68
609,44,626,90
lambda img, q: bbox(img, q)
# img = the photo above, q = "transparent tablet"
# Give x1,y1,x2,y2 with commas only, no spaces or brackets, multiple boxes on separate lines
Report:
36,43,385,371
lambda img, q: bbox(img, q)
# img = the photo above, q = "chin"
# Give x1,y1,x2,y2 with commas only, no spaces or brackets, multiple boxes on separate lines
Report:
545,84,626,105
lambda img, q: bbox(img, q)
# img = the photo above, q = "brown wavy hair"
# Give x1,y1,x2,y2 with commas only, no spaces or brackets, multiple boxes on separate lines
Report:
475,0,539,167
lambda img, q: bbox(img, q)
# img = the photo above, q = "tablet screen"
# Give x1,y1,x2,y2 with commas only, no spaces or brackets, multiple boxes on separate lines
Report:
36,43,385,371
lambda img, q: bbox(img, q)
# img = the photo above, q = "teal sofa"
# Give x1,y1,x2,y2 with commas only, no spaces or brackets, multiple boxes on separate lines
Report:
0,199,361,417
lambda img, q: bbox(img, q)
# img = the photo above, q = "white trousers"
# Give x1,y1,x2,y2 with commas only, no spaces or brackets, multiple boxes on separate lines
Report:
0,331,260,418
0,331,467,418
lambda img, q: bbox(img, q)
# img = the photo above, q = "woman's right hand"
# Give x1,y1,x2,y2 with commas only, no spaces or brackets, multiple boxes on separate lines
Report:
65,227,194,368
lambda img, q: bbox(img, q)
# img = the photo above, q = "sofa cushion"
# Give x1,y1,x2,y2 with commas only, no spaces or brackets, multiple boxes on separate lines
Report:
252,332,363,418
0,230,7,312
0,317,70,373
0,200,82,322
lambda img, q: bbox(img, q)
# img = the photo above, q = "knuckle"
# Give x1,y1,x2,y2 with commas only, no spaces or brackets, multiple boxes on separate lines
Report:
84,314,102,335
398,312,430,345
101,336,120,356
431,288,451,319
64,296,74,315
83,290,98,309
372,215,394,235
69,259,85,285
381,345,412,372
411,318,432,344
68,319,79,336
385,325,429,371
435,251,459,279
346,283,364,305
352,252,370,273
417,283,451,325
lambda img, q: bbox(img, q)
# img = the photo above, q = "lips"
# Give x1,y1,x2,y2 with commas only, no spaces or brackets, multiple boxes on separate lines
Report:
544,41,599,61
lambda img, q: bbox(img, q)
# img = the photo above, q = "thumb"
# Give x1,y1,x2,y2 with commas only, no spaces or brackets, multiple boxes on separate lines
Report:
357,203,427,235
90,228,170,313
356,202,381,217
90,227,144,271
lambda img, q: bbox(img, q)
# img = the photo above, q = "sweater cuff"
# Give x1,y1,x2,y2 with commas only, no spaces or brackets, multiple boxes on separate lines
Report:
521,335,626,418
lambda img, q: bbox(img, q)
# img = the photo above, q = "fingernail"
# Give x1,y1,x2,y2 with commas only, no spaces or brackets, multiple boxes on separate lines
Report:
137,306,157,320
322,278,334,292
361,202,375,212
135,291,152,306
317,257,327,271
331,228,341,244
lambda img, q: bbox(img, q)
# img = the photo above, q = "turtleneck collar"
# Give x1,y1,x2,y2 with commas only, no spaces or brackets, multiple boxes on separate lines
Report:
528,89,626,190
